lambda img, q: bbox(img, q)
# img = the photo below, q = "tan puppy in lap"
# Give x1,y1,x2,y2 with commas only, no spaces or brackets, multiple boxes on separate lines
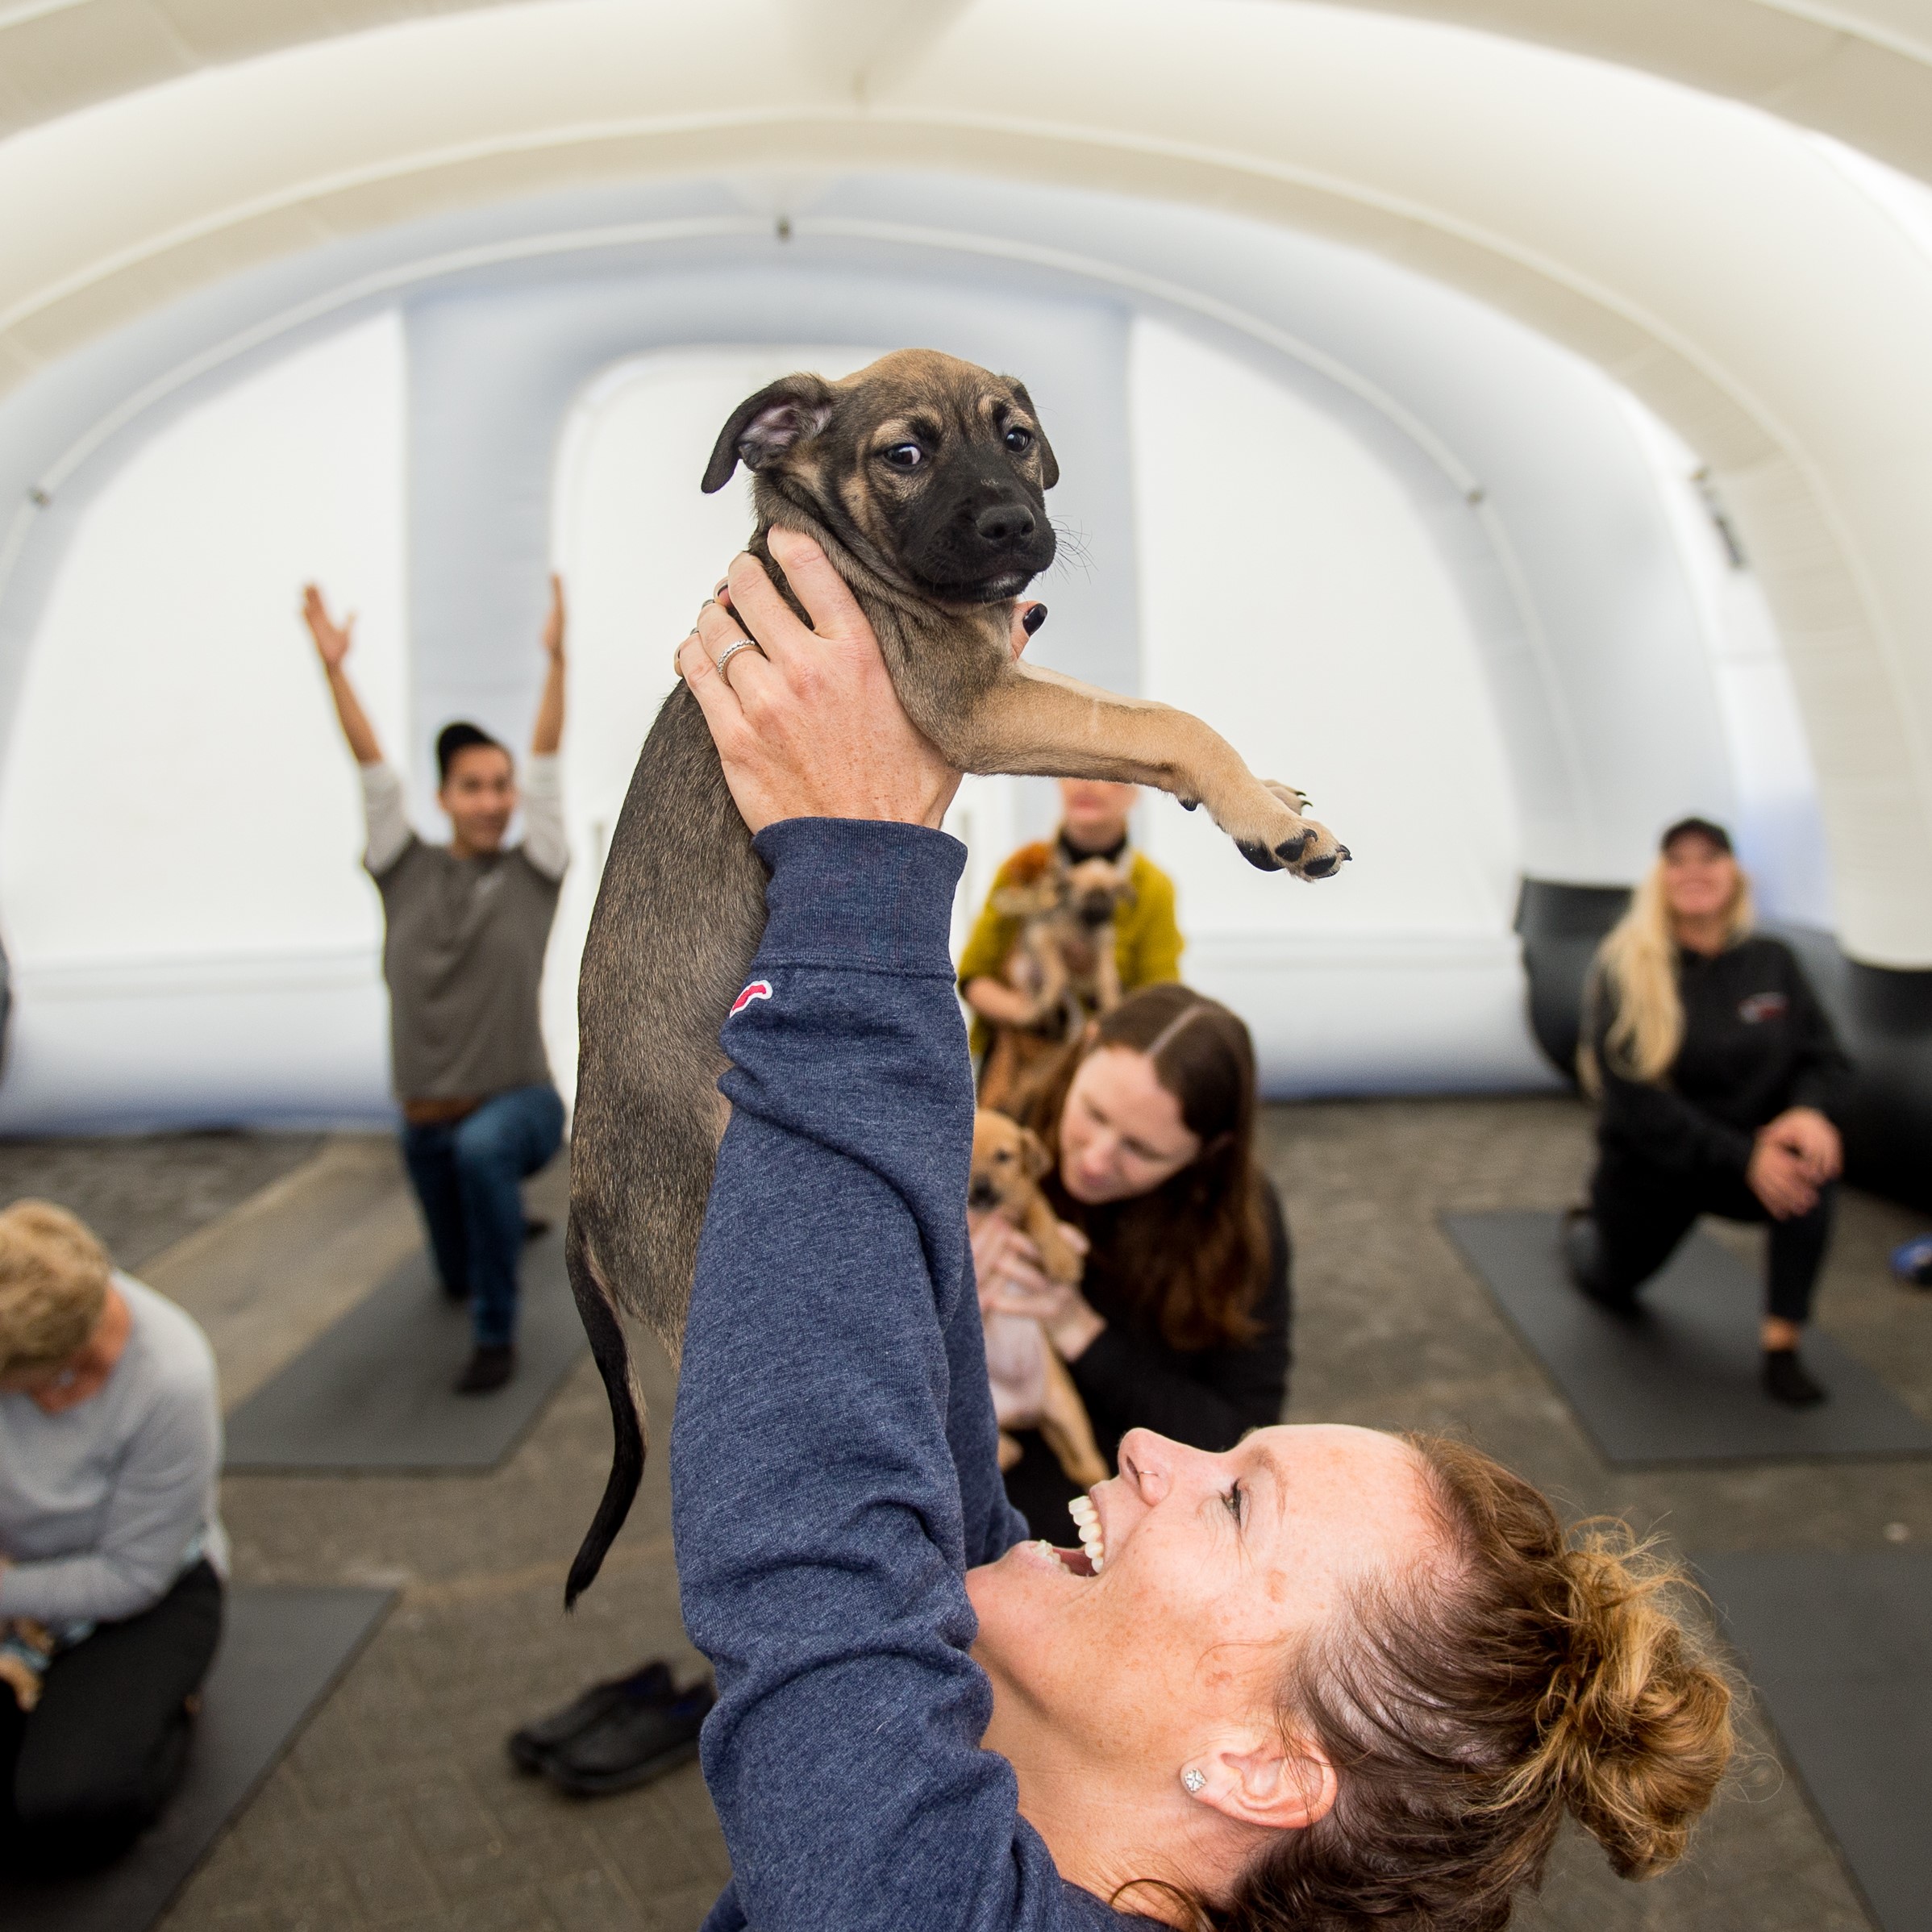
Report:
969,1110,1109,1492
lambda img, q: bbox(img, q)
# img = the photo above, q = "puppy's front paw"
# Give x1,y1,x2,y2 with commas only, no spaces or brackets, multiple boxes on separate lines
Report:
1233,781,1351,880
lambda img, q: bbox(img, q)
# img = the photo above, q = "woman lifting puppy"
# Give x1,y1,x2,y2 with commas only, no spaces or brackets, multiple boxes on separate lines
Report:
669,528,1733,1930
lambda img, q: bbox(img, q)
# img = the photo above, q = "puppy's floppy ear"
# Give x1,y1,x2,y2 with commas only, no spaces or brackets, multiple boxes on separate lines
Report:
702,374,836,493
1009,381,1059,489
1018,1126,1052,1180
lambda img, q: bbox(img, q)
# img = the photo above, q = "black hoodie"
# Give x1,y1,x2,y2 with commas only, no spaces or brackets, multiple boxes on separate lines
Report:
1589,935,1851,1179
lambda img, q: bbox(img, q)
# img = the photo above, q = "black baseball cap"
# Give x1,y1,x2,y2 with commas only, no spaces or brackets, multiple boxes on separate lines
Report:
1660,815,1732,856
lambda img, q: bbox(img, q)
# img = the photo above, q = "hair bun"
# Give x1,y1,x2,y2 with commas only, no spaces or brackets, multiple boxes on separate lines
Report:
1529,1530,1734,1878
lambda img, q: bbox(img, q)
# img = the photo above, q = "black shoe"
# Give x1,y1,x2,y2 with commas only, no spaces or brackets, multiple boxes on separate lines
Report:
1762,1347,1827,1408
508,1661,676,1774
453,1344,514,1394
1562,1212,1639,1318
543,1678,717,1797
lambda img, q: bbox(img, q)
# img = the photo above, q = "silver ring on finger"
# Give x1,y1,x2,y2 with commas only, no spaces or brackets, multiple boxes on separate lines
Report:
714,638,761,685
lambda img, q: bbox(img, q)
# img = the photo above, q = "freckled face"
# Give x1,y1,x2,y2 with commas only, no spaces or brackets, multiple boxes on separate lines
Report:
968,1425,1438,1770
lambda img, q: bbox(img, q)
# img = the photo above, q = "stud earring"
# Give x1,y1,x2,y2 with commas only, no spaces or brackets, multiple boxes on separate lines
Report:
1181,1768,1206,1795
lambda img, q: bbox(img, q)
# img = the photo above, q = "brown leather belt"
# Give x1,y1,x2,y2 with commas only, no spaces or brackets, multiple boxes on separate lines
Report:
402,1095,483,1126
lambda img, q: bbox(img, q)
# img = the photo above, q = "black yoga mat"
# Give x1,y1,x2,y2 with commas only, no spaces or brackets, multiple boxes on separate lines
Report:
224,1227,586,1471
1443,1210,1932,1464
0,1584,392,1932
1700,1550,1932,1932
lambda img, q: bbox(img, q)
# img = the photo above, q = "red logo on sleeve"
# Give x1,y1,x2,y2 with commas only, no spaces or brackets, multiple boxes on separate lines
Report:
730,980,773,1017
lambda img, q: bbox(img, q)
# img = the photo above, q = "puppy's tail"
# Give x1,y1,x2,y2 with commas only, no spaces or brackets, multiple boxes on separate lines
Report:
563,1214,646,1609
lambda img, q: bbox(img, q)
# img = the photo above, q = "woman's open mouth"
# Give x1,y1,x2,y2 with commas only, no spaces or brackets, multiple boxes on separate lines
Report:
1064,1493,1105,1573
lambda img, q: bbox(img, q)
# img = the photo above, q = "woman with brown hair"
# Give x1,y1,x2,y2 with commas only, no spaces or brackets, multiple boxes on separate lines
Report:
972,984,1290,1538
665,541,1734,1932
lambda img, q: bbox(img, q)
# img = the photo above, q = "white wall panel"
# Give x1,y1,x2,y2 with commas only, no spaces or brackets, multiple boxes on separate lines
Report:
0,314,406,1128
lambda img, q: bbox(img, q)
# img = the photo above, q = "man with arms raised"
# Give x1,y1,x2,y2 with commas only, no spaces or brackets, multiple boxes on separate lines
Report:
303,578,568,1393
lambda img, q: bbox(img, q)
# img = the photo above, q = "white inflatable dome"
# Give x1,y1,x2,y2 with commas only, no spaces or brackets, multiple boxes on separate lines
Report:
3,0,1930,1126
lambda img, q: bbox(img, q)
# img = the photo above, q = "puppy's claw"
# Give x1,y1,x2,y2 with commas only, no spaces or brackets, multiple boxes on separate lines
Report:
1178,797,1198,813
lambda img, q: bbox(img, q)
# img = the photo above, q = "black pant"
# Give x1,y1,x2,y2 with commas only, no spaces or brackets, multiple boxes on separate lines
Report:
1588,1151,1834,1325
0,1560,223,1875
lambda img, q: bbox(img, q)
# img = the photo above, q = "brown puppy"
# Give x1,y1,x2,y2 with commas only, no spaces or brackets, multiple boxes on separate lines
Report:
979,848,1134,1116
564,348,1345,1601
968,1111,1108,1492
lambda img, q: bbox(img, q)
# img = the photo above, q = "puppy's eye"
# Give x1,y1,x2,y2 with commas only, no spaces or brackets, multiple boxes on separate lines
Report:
1004,427,1034,454
882,443,924,471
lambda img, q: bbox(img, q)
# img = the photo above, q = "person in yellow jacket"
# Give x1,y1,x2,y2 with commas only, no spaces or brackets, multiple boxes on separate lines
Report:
959,780,1184,1096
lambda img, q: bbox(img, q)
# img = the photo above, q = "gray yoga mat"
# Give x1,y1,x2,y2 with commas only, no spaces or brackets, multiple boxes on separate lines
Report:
0,1584,392,1932
224,1227,586,1471
1443,1210,1932,1464
1699,1550,1932,1932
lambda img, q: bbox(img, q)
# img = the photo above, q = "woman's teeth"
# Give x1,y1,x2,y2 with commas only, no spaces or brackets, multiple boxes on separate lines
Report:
1067,1494,1105,1572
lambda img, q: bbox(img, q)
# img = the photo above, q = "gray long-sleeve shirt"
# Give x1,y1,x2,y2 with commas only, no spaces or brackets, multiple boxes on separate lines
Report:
0,1275,228,1626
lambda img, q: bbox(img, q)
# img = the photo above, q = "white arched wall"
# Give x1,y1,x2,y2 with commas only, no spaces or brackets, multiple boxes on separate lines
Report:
0,160,1820,1121
1,0,1926,961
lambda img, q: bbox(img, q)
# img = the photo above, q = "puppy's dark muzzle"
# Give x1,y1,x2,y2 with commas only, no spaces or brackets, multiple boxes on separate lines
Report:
975,502,1035,545
968,1180,1002,1210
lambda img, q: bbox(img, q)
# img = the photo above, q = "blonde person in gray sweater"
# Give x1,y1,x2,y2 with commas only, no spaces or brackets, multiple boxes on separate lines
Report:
0,1201,225,1874
303,577,569,1393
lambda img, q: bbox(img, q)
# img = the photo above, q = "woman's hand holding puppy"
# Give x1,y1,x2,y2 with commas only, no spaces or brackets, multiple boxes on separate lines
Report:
679,529,1041,835
968,1210,1103,1362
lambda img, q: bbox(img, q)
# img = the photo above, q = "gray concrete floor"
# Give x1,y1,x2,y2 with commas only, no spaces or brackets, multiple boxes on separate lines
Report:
5,1096,1928,1931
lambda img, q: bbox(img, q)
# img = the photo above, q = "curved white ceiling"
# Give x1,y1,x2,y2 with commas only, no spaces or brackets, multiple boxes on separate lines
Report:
6,0,1930,179
3,0,1930,961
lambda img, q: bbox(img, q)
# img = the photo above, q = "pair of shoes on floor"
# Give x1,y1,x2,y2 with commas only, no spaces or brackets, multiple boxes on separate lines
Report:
508,1659,716,1797
1762,1347,1828,1408
453,1343,514,1394
1560,1209,1641,1319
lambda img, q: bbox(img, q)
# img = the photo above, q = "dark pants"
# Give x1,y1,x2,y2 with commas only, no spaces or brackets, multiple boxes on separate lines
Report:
1588,1151,1834,1325
401,1084,564,1348
0,1561,223,1876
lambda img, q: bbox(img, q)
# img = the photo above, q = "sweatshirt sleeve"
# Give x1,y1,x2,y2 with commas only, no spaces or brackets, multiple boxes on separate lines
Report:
1069,1178,1290,1451
359,760,414,876
0,1348,219,1626
670,818,1109,1932
1783,949,1854,1120
519,753,569,881
1588,965,1755,1178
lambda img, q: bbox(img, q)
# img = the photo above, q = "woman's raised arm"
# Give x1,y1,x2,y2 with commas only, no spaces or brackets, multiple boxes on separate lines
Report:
668,536,1109,1930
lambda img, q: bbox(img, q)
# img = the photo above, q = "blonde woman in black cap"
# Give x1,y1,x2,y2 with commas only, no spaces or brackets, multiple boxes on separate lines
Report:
1569,818,1851,1405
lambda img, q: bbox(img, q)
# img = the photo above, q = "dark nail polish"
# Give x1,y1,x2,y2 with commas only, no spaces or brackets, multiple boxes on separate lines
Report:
1022,605,1047,635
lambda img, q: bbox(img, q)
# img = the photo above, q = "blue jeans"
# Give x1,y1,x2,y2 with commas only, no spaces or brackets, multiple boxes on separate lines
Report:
400,1085,564,1348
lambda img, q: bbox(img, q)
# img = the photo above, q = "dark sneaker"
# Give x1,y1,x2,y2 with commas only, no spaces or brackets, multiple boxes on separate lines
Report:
454,1344,514,1394
543,1679,717,1797
1762,1347,1827,1408
1562,1210,1639,1318
509,1661,676,1773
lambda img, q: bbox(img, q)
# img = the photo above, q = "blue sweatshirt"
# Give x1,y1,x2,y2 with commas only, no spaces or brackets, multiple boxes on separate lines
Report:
671,818,1142,1931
